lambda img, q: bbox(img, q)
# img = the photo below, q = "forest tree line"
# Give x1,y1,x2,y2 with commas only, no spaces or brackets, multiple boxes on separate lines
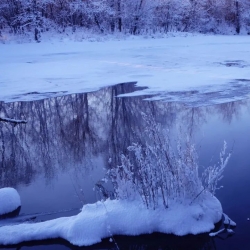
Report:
0,0,250,41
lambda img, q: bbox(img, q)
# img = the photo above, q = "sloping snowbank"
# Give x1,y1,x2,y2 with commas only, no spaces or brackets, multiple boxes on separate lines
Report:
0,34,250,105
0,188,21,216
0,192,222,246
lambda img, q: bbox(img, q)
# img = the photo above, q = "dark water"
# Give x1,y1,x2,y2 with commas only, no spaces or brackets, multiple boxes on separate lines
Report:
0,83,250,250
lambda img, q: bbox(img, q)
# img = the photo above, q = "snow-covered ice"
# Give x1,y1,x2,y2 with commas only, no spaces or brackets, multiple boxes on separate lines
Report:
0,192,222,246
0,188,21,216
1,34,250,105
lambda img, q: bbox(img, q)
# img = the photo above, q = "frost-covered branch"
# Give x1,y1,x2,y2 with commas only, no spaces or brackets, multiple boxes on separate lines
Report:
202,141,231,195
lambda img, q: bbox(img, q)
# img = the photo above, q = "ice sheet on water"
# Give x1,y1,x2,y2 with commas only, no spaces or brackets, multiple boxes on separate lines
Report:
121,80,250,107
0,35,250,106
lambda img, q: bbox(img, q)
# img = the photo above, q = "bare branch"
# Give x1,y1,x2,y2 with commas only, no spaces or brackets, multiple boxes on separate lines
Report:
0,117,27,125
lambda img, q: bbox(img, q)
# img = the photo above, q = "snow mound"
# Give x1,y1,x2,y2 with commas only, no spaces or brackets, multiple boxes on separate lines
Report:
0,188,21,216
0,192,222,246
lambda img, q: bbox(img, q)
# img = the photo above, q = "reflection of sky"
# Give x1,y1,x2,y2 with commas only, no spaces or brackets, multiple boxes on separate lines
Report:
193,103,250,249
1,84,250,249
18,155,106,216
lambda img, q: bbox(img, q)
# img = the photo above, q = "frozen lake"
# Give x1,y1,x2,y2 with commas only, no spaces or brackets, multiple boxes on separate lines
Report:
0,83,250,249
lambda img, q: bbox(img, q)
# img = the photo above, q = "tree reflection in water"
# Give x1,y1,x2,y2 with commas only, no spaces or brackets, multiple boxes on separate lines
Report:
0,83,248,250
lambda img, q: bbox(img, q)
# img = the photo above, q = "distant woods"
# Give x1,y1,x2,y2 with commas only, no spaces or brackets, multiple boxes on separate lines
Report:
0,0,249,41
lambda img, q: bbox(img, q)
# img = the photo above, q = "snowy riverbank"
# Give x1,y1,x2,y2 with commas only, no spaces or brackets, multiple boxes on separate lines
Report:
1,34,250,105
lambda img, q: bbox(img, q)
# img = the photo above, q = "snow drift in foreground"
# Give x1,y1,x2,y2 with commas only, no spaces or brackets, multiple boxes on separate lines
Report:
0,34,250,106
0,188,21,216
0,192,222,246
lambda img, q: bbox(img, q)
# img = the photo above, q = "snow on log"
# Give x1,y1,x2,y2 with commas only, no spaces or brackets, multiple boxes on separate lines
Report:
0,188,21,216
0,194,222,246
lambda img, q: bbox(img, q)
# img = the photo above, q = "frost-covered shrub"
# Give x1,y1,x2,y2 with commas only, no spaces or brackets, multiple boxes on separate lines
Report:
107,113,230,209
202,141,231,195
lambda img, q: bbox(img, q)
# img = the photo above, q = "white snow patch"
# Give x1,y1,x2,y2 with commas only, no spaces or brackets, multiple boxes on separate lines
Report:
227,228,235,235
0,35,250,105
0,188,21,216
0,193,222,246
223,213,236,226
209,213,236,237
209,228,225,237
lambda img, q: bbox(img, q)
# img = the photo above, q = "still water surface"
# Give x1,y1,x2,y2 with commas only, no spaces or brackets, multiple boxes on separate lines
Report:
0,83,250,249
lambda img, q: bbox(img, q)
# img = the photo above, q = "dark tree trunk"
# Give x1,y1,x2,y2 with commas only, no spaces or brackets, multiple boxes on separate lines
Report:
117,0,122,32
34,27,40,42
235,1,240,34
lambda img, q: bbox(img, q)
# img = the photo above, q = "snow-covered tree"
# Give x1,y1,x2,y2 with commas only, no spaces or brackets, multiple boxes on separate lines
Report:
1,0,250,40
